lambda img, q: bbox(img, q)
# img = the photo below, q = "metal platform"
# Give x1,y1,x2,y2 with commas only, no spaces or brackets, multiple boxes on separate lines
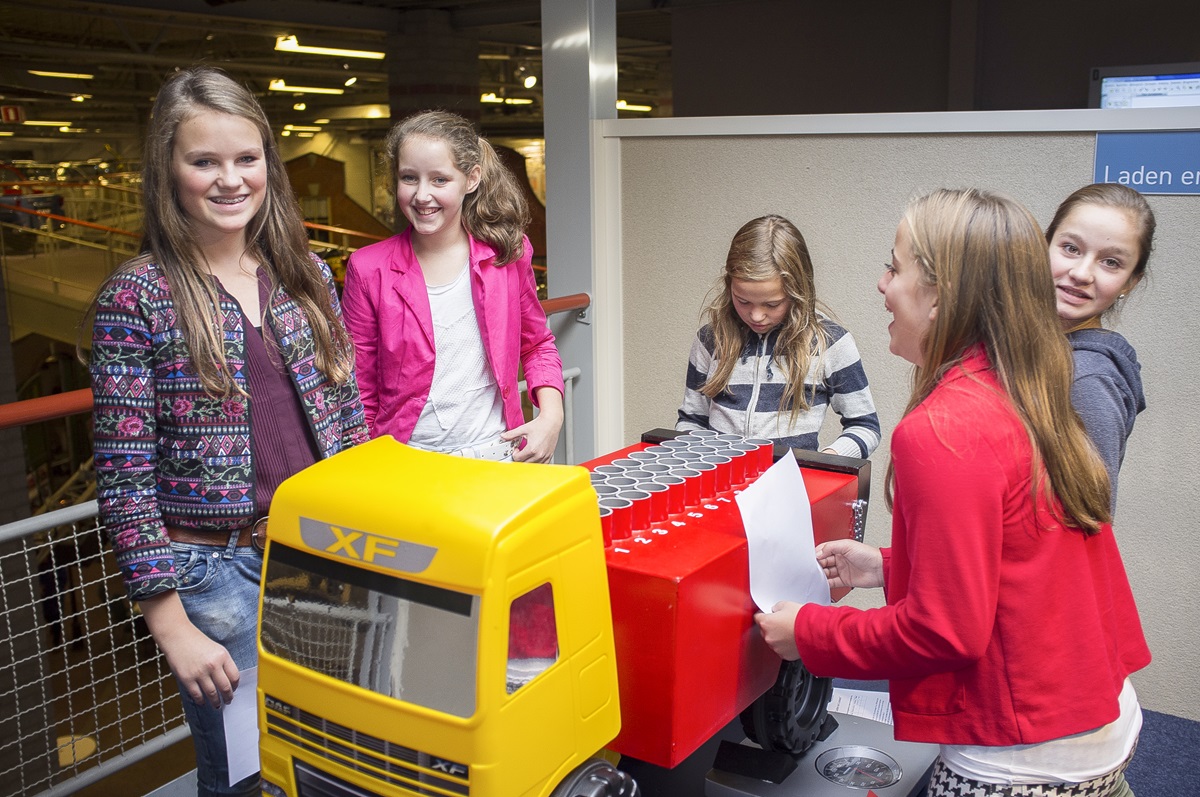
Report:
706,712,937,797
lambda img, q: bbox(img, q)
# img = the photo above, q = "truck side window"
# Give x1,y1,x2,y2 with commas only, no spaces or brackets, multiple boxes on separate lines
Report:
506,583,558,694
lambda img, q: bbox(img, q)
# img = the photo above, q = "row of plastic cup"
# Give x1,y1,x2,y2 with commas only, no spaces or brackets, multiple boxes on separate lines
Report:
591,432,775,545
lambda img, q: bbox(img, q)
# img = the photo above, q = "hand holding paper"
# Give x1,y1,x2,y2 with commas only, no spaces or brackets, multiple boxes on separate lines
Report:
736,449,831,612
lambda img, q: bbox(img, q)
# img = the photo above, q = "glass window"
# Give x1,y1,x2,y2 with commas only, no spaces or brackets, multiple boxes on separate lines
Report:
506,583,558,694
261,544,479,718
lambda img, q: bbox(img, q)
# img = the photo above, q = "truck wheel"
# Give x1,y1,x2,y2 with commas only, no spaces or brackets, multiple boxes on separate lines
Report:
550,757,640,797
739,659,832,756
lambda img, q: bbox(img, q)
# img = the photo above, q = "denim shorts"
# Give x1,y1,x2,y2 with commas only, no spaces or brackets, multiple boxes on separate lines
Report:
171,537,264,797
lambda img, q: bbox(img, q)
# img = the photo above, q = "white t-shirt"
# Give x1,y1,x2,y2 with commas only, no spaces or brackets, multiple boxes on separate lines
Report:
408,263,506,453
940,678,1141,784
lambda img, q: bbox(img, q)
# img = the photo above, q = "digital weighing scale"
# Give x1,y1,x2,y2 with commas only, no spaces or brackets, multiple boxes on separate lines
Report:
706,712,938,797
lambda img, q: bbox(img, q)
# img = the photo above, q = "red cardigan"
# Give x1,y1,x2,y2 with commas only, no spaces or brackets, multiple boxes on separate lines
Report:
794,349,1150,746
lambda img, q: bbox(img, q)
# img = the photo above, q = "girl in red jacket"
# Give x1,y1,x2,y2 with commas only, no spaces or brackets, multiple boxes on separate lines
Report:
756,188,1149,796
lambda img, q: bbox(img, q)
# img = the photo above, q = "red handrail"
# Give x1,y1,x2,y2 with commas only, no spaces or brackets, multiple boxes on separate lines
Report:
0,388,92,429
0,294,592,431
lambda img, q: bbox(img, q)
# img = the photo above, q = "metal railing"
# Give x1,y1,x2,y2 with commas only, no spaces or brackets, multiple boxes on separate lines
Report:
0,504,188,797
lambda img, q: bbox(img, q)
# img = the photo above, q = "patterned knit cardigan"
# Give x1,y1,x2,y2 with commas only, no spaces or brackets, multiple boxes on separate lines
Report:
90,256,369,601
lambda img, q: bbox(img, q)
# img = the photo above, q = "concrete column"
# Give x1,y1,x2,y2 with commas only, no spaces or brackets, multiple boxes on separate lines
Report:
386,10,480,121
540,0,618,461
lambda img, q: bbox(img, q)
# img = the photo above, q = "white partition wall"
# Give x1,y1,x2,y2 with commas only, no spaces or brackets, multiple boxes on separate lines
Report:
591,107,1200,721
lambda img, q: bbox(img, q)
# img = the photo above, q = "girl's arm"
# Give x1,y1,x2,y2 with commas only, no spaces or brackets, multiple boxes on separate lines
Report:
792,404,1008,680
313,254,370,449
822,327,881,458
90,272,178,602
340,256,381,436
677,329,715,431
139,590,239,708
505,241,564,461
1071,372,1131,506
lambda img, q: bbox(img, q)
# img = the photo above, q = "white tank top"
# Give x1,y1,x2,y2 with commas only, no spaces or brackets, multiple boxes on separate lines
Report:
408,263,506,453
940,678,1141,784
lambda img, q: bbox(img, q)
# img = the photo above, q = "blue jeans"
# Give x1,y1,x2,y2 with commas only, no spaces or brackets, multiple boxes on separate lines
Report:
172,532,264,797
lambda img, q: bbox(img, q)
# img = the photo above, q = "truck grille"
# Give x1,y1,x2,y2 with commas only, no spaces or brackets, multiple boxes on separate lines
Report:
266,695,470,796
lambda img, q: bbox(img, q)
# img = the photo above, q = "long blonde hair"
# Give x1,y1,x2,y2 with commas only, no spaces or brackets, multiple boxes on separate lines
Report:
701,215,832,424
887,188,1111,532
385,110,530,265
131,66,354,396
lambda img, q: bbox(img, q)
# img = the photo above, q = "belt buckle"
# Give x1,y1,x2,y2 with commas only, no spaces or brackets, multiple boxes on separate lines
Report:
251,516,269,552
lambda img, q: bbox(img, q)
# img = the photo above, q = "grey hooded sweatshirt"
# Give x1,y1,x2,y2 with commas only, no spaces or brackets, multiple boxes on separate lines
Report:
1068,328,1146,514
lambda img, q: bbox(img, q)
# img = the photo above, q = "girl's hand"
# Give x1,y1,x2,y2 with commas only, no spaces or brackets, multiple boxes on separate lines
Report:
139,591,240,708
504,412,562,463
815,539,884,590
754,601,802,660
505,387,564,464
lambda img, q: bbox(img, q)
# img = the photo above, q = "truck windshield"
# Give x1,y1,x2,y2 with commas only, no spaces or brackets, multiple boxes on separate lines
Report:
261,543,480,718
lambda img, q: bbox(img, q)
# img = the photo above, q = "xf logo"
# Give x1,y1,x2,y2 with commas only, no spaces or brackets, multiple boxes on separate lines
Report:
325,526,402,563
431,758,468,777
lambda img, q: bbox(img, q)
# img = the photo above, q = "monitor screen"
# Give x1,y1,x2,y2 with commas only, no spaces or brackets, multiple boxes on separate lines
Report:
1089,62,1200,109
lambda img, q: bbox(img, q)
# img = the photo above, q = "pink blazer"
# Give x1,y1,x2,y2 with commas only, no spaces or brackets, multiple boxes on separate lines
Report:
341,229,564,442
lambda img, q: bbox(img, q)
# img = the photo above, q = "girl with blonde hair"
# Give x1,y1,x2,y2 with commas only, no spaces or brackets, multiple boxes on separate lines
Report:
677,214,879,456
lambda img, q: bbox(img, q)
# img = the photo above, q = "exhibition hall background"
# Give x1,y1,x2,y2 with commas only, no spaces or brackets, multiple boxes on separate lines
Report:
1,0,1198,727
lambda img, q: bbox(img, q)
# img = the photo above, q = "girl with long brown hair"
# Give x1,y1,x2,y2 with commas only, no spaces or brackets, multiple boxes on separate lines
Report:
90,66,367,796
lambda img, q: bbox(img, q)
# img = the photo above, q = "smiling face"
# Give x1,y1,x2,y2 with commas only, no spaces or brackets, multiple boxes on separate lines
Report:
171,111,266,248
395,134,480,245
730,276,792,336
879,220,938,367
1048,203,1142,330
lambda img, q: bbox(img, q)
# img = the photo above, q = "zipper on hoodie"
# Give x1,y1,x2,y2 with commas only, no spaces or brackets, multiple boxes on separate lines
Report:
743,333,767,438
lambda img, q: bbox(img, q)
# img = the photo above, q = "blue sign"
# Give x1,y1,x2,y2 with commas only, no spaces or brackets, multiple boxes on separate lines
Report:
1094,131,1200,195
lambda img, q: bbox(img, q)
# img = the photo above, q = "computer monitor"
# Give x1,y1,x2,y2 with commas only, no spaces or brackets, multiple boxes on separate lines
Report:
1088,62,1200,109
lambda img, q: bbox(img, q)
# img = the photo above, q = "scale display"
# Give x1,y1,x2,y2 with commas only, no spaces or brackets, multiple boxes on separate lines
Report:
814,746,901,789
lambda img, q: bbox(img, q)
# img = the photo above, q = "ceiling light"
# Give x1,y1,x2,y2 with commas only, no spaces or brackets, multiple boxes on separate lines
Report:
269,79,344,96
59,127,87,133
344,77,357,87
0,132,13,137
29,70,93,80
523,75,538,89
275,35,384,60
314,118,331,125
71,95,92,102
480,93,533,106
284,125,322,133
616,100,653,112
24,120,71,126
293,102,306,111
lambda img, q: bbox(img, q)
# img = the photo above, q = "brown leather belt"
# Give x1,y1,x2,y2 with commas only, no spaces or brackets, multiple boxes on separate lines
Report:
165,517,268,551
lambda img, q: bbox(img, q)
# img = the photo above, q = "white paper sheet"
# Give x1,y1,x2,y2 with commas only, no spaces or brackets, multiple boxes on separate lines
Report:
222,666,260,786
828,687,894,725
736,449,831,612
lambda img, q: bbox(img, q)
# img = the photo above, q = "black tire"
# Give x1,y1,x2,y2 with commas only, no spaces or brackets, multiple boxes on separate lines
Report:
550,757,640,797
739,659,832,756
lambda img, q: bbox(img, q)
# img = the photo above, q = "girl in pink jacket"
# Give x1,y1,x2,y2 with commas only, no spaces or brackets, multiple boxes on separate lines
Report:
342,111,564,462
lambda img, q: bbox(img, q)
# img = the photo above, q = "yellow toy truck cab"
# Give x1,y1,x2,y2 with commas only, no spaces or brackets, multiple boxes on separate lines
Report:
256,437,634,797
